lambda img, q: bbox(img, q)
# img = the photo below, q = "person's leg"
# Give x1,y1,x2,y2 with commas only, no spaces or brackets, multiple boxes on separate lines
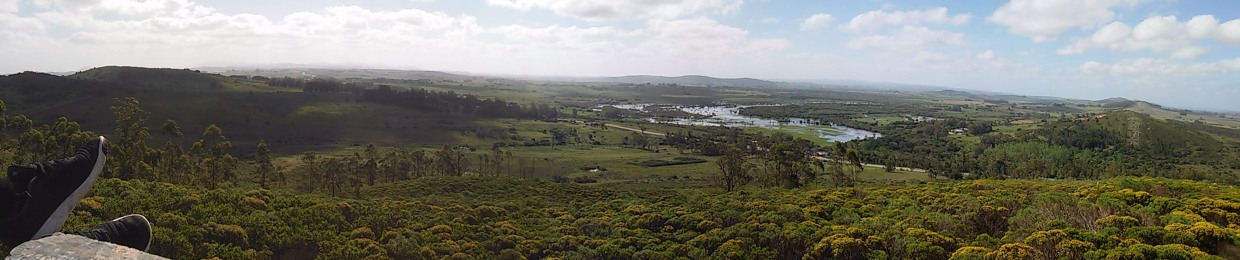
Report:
71,214,152,251
0,177,21,220
0,136,107,247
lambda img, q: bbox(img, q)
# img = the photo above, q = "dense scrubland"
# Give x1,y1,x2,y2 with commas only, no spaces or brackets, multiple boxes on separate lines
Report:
1,66,1239,259
27,176,1240,259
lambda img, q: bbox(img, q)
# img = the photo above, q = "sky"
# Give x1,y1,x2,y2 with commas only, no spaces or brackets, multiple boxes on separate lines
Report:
1,0,1240,111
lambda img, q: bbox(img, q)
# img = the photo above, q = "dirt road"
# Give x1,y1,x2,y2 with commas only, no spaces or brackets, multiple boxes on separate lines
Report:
605,123,666,136
813,156,927,173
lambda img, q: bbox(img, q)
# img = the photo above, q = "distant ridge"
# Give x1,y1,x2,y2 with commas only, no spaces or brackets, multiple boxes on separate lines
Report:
200,67,483,82
1095,97,1131,104
598,75,782,88
1096,98,1160,109
930,89,984,99
69,66,223,90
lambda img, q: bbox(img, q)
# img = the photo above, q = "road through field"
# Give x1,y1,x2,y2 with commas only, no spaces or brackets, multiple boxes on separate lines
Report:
605,123,666,136
813,156,927,173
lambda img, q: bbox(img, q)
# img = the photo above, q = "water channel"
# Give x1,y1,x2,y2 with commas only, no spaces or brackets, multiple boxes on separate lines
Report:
607,104,883,142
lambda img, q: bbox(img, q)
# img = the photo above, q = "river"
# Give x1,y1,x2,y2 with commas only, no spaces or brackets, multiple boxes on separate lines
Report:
605,104,882,142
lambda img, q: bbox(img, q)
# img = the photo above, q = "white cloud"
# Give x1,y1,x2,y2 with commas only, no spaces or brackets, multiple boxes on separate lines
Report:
637,17,788,59
1080,57,1240,76
0,0,18,13
842,7,969,32
973,49,1009,68
838,8,969,54
846,26,964,51
485,0,744,21
799,13,834,31
989,0,1140,42
976,50,995,60
914,51,947,63
760,17,779,24
717,0,743,15
491,24,637,53
0,0,787,76
1179,15,1240,45
1215,18,1240,45
1059,15,1240,59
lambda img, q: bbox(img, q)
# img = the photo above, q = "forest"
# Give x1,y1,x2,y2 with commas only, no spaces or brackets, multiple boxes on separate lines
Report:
840,111,1240,185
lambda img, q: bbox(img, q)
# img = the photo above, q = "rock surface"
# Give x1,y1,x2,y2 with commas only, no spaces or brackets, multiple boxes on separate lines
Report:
8,234,164,260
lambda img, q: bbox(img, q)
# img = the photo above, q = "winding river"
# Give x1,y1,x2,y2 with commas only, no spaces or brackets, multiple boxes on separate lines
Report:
607,104,882,142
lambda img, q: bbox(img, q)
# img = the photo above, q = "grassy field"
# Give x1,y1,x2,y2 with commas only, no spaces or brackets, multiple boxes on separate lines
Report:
513,146,716,181
1127,102,1240,129
856,165,934,182
746,127,836,147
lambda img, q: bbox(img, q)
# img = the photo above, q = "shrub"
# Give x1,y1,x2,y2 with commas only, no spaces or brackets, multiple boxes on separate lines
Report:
985,243,1043,259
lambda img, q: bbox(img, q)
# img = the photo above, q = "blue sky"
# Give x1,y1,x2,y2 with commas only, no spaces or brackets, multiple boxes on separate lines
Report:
1,0,1239,111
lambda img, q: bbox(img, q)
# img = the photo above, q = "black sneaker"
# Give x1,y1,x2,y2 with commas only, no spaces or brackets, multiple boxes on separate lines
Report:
0,136,107,246
71,214,152,251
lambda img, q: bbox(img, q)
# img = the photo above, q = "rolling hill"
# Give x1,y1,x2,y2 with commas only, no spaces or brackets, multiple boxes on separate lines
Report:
1086,97,1240,129
1054,110,1240,167
0,67,471,155
203,67,484,82
598,75,782,87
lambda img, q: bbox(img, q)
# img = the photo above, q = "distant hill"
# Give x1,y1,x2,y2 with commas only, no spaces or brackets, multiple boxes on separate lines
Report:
1024,110,1240,175
1119,101,1240,129
791,79,947,91
201,67,483,82
1072,111,1236,161
930,89,984,99
69,66,223,90
1098,98,1141,109
926,89,1077,104
597,75,782,88
0,66,471,155
1095,97,1130,104
0,71,126,123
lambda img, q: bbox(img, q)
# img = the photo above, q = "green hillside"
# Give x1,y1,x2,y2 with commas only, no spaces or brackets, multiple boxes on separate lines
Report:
68,66,224,90
1065,111,1237,164
0,67,471,154
1117,101,1240,129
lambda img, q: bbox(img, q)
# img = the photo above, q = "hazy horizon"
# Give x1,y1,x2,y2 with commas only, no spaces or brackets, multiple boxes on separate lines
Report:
1,0,1239,110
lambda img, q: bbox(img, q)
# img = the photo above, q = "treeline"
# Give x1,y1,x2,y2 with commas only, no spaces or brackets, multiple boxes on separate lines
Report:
853,111,1240,184
0,97,244,189
362,85,558,120
291,144,547,197
263,77,368,94
264,77,559,120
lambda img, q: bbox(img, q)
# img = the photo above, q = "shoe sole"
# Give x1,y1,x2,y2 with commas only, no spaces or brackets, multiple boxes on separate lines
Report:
116,214,152,251
32,136,106,239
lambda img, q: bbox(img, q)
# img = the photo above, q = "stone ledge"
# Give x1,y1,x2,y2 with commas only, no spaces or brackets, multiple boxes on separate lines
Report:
8,234,164,260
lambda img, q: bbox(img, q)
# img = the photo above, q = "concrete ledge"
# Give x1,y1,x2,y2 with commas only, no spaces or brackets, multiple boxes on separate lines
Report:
8,234,164,260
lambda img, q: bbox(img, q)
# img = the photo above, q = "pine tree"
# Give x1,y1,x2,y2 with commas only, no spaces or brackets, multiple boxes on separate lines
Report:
255,140,275,189
435,145,466,176
158,120,185,183
0,99,7,146
717,143,752,192
197,124,235,189
110,97,151,179
363,144,378,185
